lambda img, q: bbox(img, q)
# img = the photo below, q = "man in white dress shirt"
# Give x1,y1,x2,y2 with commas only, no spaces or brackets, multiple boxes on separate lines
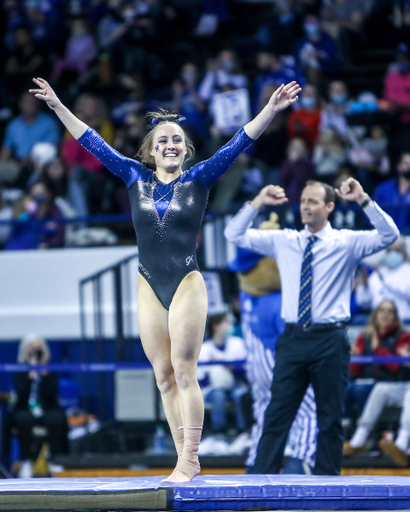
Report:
224,178,399,475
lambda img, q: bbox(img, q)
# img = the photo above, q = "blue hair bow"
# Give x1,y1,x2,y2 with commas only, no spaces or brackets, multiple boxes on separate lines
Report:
151,116,186,125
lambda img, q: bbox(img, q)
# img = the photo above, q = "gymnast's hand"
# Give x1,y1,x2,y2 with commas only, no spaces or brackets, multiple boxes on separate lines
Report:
336,177,369,205
251,185,288,210
268,81,301,113
29,77,62,110
29,78,88,139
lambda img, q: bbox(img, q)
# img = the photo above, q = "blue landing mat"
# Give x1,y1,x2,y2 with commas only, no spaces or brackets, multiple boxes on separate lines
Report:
1,474,410,510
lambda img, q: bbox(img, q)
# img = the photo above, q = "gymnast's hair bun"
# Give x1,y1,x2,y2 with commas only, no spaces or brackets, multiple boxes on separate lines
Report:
147,109,185,126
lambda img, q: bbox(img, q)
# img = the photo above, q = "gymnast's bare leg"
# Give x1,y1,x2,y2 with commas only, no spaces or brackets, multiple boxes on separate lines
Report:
137,271,207,482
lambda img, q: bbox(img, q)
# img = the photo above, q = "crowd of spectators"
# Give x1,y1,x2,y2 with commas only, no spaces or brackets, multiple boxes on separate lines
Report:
0,0,410,250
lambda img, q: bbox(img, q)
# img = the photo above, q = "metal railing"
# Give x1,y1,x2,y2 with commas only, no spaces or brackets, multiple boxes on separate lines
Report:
79,251,138,362
2,355,410,374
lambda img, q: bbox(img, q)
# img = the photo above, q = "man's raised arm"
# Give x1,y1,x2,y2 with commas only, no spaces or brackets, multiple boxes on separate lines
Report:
224,185,287,255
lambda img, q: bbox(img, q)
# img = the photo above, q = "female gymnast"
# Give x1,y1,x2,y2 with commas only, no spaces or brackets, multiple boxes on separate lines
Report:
29,76,301,482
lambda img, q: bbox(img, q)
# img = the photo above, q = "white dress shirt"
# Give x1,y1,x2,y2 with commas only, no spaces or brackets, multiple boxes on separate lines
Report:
355,262,410,321
225,202,399,324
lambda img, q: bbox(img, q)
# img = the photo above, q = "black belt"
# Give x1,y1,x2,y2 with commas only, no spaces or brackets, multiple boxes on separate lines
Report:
285,322,347,332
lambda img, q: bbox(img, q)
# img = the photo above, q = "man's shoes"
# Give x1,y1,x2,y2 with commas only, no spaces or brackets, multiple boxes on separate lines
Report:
343,441,367,456
379,439,408,467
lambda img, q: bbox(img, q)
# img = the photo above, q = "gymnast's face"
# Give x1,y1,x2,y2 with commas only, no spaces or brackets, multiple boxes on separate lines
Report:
150,123,187,173
300,185,334,232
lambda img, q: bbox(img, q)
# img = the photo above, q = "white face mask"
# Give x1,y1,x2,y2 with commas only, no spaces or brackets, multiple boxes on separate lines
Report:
226,325,235,337
385,250,404,268
300,97,316,108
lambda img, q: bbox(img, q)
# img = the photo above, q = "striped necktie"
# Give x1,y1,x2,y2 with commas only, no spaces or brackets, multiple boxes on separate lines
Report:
298,235,317,328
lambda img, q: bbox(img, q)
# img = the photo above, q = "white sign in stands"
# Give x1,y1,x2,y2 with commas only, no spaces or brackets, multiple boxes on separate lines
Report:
210,88,251,136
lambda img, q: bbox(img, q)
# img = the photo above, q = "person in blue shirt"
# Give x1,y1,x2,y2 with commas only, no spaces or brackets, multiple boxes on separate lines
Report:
171,62,208,142
0,91,60,163
29,75,301,481
374,151,410,233
294,15,339,85
253,51,306,115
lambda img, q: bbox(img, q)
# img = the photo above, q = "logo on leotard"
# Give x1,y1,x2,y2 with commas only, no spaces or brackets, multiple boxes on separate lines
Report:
138,262,151,279
186,255,194,266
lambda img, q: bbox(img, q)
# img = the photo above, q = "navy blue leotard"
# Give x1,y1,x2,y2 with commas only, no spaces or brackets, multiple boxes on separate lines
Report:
78,128,254,309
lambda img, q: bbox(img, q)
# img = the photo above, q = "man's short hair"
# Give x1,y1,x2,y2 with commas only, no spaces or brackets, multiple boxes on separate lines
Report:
304,180,335,204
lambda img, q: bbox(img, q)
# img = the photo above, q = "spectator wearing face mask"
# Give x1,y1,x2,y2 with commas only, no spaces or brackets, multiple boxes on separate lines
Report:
313,129,346,185
294,15,340,87
199,50,252,213
171,62,207,143
198,49,248,104
10,334,68,478
355,237,410,322
252,52,306,115
374,151,410,232
320,80,354,144
288,83,322,150
5,180,65,250
346,120,391,198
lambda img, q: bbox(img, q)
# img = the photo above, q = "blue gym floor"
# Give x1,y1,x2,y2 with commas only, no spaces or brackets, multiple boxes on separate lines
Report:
1,474,410,510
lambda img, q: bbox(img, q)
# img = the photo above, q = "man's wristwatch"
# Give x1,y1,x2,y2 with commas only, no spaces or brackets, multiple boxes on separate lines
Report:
360,196,372,209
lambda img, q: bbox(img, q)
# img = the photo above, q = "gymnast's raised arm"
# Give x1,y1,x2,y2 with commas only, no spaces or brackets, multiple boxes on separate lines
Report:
243,81,301,140
29,77,148,187
29,77,88,140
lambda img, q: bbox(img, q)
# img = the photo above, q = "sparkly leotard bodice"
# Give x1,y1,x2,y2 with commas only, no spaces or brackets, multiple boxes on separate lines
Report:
78,128,253,309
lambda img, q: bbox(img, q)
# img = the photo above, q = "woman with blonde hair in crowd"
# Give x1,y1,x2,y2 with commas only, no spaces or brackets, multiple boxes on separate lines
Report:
11,334,68,478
